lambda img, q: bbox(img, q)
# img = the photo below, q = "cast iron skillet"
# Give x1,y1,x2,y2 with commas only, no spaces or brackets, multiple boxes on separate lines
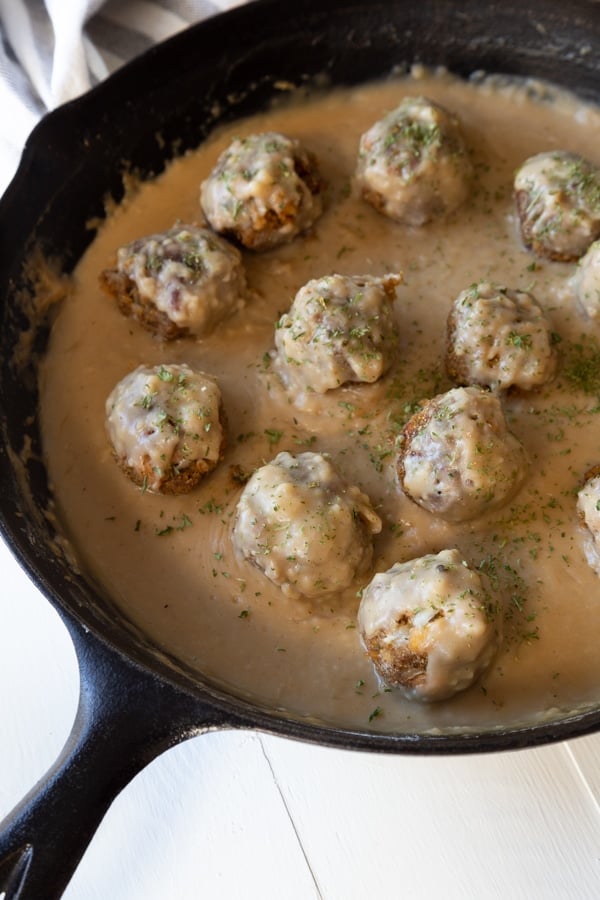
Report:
2,0,600,895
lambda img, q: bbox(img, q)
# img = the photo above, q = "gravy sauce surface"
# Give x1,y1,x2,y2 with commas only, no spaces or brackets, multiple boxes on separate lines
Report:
39,71,600,733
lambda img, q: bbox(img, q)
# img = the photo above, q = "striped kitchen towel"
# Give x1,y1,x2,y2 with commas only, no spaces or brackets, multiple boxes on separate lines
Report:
0,0,248,192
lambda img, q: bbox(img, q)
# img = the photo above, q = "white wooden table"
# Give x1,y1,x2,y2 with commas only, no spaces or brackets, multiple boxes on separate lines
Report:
2,535,600,899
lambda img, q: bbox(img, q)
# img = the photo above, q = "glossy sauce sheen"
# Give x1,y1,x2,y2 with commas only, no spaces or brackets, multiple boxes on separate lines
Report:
39,72,600,733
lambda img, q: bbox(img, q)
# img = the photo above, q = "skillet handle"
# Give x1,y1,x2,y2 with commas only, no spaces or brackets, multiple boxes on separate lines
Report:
0,619,237,899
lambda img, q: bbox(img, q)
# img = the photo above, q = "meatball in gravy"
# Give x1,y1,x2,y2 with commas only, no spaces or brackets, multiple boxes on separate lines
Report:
232,451,381,599
274,273,402,397
446,281,557,391
577,466,600,574
100,225,246,339
358,549,499,702
514,151,600,261
574,240,600,320
200,131,324,251
397,386,528,522
355,96,472,226
106,363,226,493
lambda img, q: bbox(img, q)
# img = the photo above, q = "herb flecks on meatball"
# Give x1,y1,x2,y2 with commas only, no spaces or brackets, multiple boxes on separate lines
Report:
446,281,557,391
200,132,324,251
574,240,600,320
100,224,246,340
355,96,472,226
514,151,600,261
106,363,226,494
358,549,500,702
232,451,382,599
274,272,402,398
397,386,528,522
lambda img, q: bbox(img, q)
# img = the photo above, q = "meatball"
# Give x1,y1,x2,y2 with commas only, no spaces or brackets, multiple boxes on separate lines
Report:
576,466,600,573
397,386,528,522
106,363,226,493
199,132,324,251
100,224,246,340
446,281,557,391
274,273,402,396
357,549,499,702
232,451,382,599
355,96,472,226
514,151,600,261
574,240,600,320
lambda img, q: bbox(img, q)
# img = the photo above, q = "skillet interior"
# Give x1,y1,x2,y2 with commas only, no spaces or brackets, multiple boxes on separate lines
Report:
2,0,600,753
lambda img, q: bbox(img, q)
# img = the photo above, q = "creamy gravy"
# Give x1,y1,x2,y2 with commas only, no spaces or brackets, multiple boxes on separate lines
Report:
39,71,600,733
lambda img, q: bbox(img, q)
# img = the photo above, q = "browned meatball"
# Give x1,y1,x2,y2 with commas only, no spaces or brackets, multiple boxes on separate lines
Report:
199,132,324,250
358,549,500,702
232,451,381,599
100,225,246,340
576,465,600,574
514,151,600,261
274,272,402,398
397,386,528,522
355,96,472,226
105,363,226,494
574,240,600,320
446,281,557,391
